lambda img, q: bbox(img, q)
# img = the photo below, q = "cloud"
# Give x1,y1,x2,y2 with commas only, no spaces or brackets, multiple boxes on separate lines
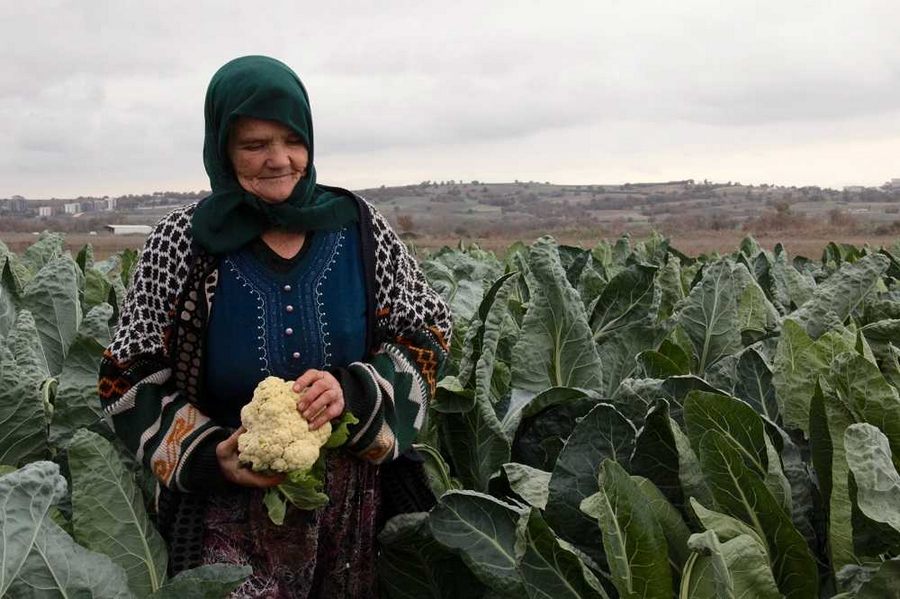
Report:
2,0,900,196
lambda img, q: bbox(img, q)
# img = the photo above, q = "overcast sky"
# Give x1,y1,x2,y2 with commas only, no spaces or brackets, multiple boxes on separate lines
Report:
3,0,899,198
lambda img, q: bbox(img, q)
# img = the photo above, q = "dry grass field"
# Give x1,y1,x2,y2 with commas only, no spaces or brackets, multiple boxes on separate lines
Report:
3,227,897,262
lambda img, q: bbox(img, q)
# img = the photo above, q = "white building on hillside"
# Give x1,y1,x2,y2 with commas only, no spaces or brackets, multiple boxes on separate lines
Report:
38,206,53,217
105,224,152,235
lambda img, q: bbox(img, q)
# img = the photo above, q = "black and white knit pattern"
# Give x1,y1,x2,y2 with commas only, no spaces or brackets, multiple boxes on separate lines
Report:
108,205,197,363
365,202,452,339
109,200,451,366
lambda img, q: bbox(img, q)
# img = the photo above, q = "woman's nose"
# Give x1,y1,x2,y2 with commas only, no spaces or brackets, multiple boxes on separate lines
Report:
266,143,291,168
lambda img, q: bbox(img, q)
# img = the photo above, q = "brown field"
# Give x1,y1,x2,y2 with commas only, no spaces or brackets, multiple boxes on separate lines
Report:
3,228,898,261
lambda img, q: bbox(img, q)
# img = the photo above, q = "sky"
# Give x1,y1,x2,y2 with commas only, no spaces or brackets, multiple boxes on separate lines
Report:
2,0,899,198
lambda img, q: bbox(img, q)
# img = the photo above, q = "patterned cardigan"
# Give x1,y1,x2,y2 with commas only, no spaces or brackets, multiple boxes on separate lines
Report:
98,195,451,494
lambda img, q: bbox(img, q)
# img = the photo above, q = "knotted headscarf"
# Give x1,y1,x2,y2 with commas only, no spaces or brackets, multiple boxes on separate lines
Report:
191,55,358,254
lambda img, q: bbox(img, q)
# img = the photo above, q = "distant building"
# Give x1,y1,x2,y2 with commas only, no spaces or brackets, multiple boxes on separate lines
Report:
843,186,865,193
105,224,152,235
38,206,53,217
64,202,79,214
106,197,117,211
890,178,900,190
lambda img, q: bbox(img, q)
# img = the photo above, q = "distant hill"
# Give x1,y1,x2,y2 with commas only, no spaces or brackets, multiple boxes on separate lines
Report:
355,180,900,238
4,180,900,238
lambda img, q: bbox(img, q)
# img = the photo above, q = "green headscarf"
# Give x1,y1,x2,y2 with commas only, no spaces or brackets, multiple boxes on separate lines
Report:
191,55,358,254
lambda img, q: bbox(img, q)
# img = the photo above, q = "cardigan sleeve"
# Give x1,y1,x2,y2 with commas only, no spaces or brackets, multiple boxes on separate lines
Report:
337,204,452,464
98,206,232,493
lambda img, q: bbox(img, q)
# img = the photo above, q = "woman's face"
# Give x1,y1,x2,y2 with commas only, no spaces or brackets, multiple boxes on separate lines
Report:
227,116,309,204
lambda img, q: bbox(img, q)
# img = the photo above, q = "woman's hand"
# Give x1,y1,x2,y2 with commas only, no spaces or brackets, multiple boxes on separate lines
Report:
293,369,345,430
216,427,285,488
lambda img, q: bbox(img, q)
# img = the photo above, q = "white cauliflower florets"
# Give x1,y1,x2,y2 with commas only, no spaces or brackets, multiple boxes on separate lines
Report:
238,376,332,472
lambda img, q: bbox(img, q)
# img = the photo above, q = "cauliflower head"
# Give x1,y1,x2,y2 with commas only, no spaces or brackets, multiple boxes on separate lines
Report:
238,376,332,472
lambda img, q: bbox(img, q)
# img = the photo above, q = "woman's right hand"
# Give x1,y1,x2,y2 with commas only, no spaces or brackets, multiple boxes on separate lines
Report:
216,427,285,488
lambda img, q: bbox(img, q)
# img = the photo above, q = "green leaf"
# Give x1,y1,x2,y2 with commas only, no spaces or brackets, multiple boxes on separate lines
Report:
263,488,287,525
791,253,889,339
680,529,781,599
844,423,900,534
860,319,900,365
577,258,607,314
580,460,673,599
422,246,503,328
519,509,609,599
658,338,692,374
674,260,742,373
809,380,858,575
429,490,526,595
0,262,16,339
697,430,818,599
275,456,329,513
771,250,816,312
75,243,94,273
631,400,684,510
7,309,51,385
0,460,132,598
18,233,64,275
596,320,669,397
765,422,817,546
657,256,685,321
439,391,511,492
432,375,475,413
636,350,684,379
854,558,900,599
684,391,768,476
689,498,765,551
762,433,793,515
21,255,83,377
631,476,691,572
511,392,598,471
323,410,359,448
48,334,110,448
503,463,551,510
79,301,114,347
504,386,597,441
589,263,658,343
0,343,49,466
149,564,252,599
0,461,67,595
68,428,167,596
733,347,779,423
610,377,667,426
511,237,602,392
827,352,900,458
120,248,140,288
773,318,855,434
409,443,457,498
671,419,715,512
733,262,779,340
546,403,636,561
84,267,114,312
378,512,488,599
458,272,518,394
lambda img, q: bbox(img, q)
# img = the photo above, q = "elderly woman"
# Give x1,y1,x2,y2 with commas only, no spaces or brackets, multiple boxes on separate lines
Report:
99,55,451,597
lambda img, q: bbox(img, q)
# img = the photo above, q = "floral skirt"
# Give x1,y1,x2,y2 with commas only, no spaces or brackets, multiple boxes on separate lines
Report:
201,452,380,599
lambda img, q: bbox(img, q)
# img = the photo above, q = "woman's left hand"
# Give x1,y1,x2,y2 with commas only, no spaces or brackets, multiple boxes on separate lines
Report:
293,369,345,430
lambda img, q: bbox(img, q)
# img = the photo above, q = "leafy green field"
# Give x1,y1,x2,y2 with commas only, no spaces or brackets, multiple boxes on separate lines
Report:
2,232,900,597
